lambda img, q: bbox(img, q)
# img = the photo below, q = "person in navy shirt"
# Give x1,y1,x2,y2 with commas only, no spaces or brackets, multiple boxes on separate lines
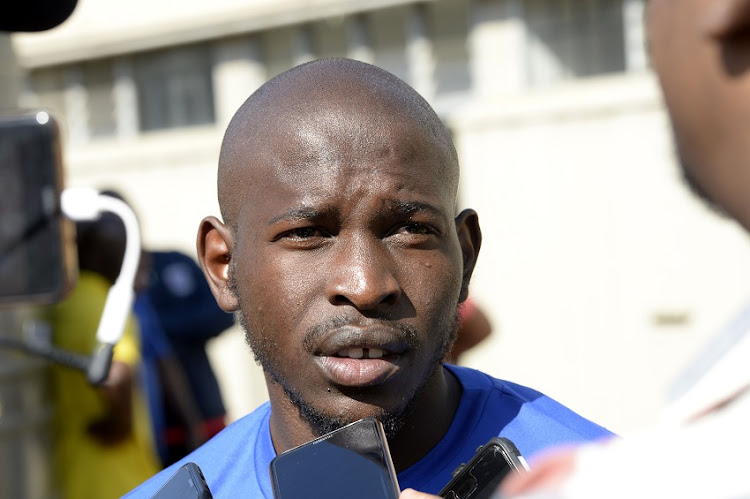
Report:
125,58,613,498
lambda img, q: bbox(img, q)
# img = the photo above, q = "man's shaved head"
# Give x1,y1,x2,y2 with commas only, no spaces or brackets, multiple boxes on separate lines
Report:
217,58,459,229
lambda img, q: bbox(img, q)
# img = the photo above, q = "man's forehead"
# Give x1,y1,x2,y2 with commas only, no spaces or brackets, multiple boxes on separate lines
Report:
234,153,452,206
224,143,456,232
228,104,453,190
218,59,458,224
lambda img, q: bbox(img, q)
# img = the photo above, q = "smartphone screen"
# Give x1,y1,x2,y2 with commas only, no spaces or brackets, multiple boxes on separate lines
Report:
439,437,527,499
0,111,76,305
269,418,400,499
152,462,213,499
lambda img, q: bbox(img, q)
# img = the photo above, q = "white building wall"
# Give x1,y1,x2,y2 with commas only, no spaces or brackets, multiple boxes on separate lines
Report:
453,72,750,432
468,0,525,96
212,37,267,130
10,0,750,436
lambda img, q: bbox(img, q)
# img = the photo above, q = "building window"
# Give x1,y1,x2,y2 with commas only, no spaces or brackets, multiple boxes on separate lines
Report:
524,0,626,87
82,60,116,138
27,67,67,125
134,44,215,131
431,0,471,96
370,6,410,84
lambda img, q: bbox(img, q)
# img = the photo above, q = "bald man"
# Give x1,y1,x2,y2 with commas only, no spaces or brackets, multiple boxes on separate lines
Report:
124,58,611,498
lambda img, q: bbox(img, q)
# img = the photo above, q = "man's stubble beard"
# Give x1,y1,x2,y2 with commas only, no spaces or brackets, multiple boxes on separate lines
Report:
668,120,729,219
229,263,460,438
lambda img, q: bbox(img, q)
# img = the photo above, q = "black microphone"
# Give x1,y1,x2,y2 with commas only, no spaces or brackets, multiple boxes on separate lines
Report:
1,0,78,32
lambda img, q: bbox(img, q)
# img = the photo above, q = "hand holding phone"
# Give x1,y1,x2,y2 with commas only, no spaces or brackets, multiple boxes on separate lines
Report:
269,418,400,499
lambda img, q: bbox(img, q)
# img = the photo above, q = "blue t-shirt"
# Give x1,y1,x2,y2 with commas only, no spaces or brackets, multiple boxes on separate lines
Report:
124,365,613,498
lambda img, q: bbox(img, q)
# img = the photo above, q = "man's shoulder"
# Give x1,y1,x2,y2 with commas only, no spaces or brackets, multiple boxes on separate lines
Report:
123,403,274,498
398,366,612,493
447,364,544,402
448,364,614,446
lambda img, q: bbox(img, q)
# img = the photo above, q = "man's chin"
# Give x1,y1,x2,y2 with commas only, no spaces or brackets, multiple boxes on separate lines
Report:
286,388,410,438
681,160,729,219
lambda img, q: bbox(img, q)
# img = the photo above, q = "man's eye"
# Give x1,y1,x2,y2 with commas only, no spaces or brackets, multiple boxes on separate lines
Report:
398,223,436,236
282,227,324,240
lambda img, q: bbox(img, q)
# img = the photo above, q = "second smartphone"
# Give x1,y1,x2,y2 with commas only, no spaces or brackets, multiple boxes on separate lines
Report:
151,462,213,499
439,437,528,499
269,418,400,499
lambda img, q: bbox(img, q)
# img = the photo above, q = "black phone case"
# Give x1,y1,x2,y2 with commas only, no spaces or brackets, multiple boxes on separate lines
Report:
439,437,526,499
151,462,213,499
269,418,400,499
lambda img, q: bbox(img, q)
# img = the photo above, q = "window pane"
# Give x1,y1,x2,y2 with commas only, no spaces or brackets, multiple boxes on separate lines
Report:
432,0,471,95
83,60,116,138
28,68,67,123
134,44,215,131
526,0,625,87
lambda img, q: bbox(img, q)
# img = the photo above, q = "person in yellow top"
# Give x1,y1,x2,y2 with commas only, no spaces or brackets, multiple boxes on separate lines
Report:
46,214,160,499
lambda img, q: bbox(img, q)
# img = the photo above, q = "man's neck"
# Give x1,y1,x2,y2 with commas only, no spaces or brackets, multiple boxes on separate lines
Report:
387,364,462,471
266,365,462,472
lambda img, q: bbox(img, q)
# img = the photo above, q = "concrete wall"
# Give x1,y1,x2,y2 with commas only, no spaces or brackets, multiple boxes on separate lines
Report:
454,73,750,433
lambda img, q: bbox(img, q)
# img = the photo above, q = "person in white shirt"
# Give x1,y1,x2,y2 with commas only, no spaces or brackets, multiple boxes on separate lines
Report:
402,0,750,497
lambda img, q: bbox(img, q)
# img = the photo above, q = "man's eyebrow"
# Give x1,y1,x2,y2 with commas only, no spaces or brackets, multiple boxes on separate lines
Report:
267,207,330,225
267,202,444,224
389,201,444,218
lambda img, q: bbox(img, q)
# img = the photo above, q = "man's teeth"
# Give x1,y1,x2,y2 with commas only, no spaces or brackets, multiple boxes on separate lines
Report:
336,348,385,359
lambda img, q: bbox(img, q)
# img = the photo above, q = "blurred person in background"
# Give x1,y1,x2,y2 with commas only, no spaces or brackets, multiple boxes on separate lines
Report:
404,0,750,497
140,249,235,465
45,214,160,498
100,189,219,467
133,251,207,467
445,296,493,364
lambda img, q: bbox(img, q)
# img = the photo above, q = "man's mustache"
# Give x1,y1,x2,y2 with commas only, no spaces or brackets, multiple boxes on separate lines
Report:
302,315,420,352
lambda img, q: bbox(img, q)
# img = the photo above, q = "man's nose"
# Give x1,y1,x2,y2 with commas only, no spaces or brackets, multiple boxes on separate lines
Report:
325,235,401,310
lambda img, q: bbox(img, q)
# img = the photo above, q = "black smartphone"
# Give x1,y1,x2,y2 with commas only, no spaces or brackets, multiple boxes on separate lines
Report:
439,437,528,499
269,418,400,499
0,110,76,306
151,462,213,499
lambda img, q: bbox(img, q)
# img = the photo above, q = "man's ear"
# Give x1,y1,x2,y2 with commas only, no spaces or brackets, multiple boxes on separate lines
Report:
703,0,750,38
196,216,239,312
455,209,482,303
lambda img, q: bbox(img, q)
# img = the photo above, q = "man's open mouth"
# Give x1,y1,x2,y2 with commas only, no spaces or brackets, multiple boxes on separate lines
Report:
335,348,386,359
311,323,413,386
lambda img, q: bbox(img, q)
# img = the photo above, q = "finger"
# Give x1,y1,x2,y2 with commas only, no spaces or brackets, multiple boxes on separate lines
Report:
399,488,441,499
500,448,578,495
